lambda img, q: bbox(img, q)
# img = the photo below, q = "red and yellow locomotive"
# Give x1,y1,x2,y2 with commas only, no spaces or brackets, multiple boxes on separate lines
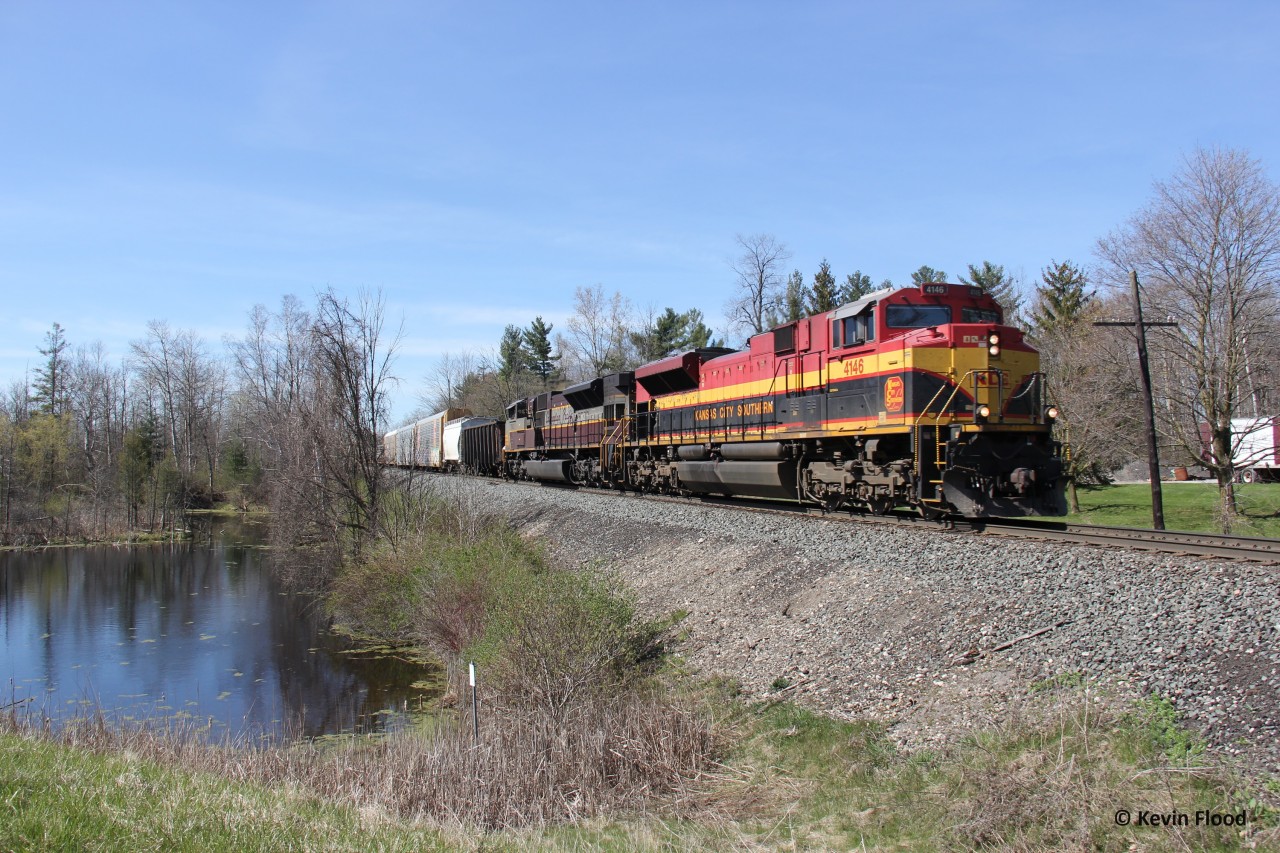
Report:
503,282,1065,518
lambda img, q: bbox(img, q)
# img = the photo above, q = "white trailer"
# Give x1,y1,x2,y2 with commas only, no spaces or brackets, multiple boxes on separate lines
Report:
1230,417,1280,483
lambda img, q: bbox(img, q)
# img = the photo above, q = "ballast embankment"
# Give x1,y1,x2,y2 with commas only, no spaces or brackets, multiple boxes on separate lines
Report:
424,474,1280,773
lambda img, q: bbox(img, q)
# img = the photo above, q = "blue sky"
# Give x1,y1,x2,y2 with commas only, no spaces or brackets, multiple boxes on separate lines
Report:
3,1,1279,421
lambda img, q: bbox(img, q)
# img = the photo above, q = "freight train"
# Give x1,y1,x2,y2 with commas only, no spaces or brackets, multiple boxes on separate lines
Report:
388,282,1066,518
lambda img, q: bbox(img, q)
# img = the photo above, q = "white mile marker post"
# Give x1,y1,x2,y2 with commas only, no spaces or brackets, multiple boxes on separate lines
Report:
469,661,478,744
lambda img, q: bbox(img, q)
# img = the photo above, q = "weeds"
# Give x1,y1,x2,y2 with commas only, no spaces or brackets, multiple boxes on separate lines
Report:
1125,692,1206,764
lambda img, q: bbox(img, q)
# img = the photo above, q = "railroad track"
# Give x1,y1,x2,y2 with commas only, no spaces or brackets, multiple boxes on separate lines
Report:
974,517,1280,563
498,477,1280,563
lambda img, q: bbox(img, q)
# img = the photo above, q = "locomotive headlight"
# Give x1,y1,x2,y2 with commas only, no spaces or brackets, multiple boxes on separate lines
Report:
1045,405,1059,422
988,344,1001,356
976,404,992,421
988,332,1000,345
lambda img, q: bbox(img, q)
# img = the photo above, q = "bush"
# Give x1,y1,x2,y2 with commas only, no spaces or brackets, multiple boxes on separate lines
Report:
470,565,670,724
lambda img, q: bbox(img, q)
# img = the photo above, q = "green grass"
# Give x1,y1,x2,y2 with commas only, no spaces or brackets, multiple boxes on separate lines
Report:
1061,482,1280,536
692,686,1278,851
0,732,448,852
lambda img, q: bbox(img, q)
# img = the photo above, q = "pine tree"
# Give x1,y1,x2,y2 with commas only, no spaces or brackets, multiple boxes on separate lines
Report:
1030,260,1093,334
630,308,688,362
32,322,68,416
680,309,721,349
523,316,558,382
808,259,838,314
498,325,530,380
840,271,875,303
911,265,947,286
960,261,1023,322
782,270,805,322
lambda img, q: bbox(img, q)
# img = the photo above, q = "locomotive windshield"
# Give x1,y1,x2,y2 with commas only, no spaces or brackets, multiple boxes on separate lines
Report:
886,304,951,328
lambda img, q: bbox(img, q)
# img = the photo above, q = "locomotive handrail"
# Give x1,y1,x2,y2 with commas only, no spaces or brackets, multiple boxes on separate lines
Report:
1007,371,1048,423
601,416,630,473
914,381,959,427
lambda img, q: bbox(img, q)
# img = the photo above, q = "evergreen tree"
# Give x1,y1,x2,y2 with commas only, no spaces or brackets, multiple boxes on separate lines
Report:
1030,260,1093,334
783,270,805,322
523,316,558,382
630,308,688,362
808,259,838,314
840,271,875,303
32,322,68,416
960,260,1023,321
910,265,947,286
680,309,722,349
498,325,530,380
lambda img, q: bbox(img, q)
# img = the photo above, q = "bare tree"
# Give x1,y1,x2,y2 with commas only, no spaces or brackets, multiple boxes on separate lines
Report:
560,284,631,381
423,350,478,413
68,342,126,533
130,322,225,504
1097,147,1280,526
727,233,790,336
1029,289,1142,510
310,287,402,556
228,290,400,571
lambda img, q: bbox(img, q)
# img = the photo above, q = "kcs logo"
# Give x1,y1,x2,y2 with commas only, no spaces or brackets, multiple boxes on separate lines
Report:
884,376,905,413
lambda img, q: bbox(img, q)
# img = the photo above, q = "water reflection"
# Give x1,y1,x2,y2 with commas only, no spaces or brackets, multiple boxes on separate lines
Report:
0,518,437,741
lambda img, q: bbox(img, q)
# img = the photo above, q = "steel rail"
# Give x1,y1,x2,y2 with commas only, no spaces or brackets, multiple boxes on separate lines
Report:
972,518,1280,562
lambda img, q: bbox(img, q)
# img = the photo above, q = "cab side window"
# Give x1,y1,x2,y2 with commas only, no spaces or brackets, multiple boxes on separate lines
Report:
838,309,875,347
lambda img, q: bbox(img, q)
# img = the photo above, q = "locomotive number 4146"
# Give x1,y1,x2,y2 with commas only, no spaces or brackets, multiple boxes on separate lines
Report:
841,358,866,377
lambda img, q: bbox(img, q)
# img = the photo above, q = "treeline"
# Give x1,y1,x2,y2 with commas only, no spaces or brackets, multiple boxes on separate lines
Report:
0,289,398,556
420,288,722,421
0,321,231,545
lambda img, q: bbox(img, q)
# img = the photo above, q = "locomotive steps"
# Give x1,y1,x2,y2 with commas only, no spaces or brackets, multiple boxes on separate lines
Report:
425,473,1280,775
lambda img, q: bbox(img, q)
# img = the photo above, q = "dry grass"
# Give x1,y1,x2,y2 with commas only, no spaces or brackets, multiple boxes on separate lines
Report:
4,686,722,832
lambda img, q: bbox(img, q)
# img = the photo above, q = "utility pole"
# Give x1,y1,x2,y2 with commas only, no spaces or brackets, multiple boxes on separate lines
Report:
1094,271,1177,530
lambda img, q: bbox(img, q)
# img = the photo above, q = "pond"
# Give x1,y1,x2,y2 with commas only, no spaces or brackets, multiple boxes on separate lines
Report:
0,517,438,742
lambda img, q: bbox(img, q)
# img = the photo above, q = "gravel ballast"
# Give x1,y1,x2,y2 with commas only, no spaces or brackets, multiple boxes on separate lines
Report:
426,475,1280,772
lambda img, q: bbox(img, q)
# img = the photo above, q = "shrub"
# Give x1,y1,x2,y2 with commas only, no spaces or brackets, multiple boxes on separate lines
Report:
470,565,669,724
